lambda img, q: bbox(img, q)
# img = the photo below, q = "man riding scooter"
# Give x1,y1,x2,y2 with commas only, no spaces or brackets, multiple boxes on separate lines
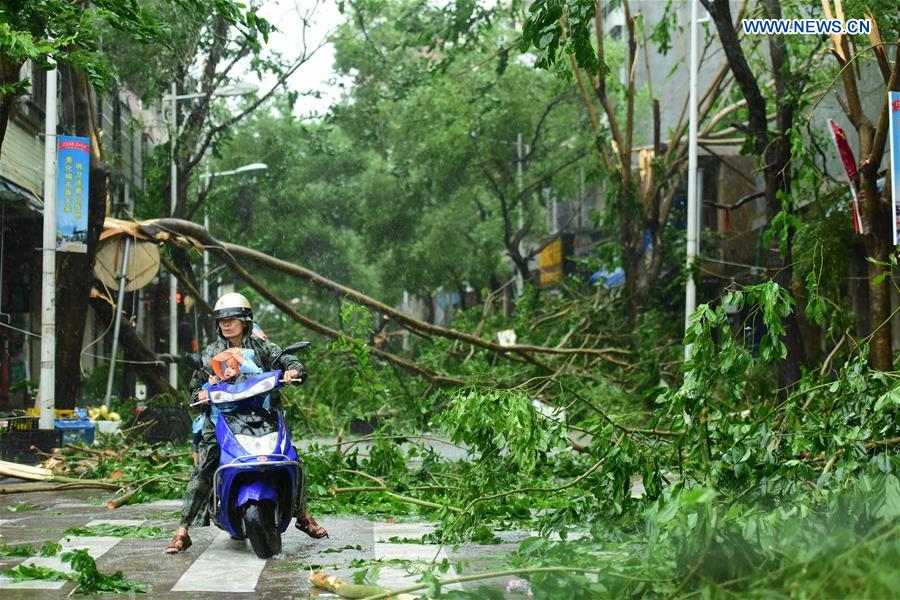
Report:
166,292,328,554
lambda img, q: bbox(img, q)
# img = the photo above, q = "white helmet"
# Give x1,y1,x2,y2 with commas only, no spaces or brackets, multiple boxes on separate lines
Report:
212,292,253,323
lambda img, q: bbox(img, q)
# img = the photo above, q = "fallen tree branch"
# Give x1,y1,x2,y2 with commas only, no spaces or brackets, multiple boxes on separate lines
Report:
360,566,620,600
309,570,416,600
140,219,630,366
154,225,467,387
330,486,386,494
159,254,213,315
820,436,900,472
106,476,167,509
330,434,467,454
461,454,608,514
550,378,680,438
335,469,385,486
0,482,121,494
330,484,463,513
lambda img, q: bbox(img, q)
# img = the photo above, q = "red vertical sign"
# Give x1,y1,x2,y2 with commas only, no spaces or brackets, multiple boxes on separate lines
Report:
828,119,863,234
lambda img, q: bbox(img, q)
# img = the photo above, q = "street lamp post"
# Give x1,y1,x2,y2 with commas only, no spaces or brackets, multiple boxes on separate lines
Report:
168,83,177,388
684,0,702,361
164,81,258,388
38,58,58,430
200,163,268,342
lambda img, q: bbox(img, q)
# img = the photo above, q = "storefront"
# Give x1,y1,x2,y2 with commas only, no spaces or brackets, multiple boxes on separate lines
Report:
0,178,43,410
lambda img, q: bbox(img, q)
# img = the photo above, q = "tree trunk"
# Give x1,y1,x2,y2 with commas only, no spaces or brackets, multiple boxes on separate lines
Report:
621,213,646,325
861,172,893,371
850,243,870,338
820,12,898,369
702,0,807,389
54,67,108,408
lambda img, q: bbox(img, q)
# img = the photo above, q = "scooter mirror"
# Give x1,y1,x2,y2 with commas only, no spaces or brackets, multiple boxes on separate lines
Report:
273,341,310,363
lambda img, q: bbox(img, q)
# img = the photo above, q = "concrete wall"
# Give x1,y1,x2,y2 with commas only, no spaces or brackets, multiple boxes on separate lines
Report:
606,1,738,148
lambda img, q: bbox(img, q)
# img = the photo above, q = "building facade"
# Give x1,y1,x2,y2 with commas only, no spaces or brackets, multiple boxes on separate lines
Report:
0,62,154,409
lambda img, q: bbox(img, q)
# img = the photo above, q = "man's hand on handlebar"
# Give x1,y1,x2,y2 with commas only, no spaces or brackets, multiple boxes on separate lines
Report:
281,369,304,384
189,390,210,408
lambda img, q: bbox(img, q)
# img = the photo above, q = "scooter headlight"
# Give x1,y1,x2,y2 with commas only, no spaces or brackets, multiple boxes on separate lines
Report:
235,432,279,456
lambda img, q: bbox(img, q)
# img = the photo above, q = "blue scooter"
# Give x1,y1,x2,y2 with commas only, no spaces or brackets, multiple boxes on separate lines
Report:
186,342,308,558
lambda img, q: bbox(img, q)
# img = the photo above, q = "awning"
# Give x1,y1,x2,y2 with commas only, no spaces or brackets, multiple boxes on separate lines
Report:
0,176,43,214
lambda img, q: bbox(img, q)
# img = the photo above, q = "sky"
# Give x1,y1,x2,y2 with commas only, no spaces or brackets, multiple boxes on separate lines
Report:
251,0,348,117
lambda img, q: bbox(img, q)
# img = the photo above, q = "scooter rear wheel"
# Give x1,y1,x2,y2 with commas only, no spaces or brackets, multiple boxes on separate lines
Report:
242,500,282,558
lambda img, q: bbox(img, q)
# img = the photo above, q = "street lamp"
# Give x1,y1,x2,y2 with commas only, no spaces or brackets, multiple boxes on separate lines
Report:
38,58,58,429
200,162,269,338
684,3,710,360
165,81,259,388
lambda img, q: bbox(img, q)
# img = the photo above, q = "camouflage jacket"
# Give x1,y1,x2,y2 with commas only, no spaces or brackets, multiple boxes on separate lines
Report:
189,332,305,410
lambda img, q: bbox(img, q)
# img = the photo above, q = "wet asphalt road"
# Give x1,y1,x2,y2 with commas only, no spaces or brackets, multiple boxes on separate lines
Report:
0,486,534,598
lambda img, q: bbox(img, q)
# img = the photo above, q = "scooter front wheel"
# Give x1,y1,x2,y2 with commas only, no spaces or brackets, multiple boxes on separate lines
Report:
242,500,282,558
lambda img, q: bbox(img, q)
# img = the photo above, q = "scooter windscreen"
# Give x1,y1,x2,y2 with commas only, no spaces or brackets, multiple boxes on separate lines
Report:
221,410,281,455
208,371,282,404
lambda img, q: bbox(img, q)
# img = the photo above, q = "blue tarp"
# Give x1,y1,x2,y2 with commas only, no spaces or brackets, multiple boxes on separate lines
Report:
590,267,624,288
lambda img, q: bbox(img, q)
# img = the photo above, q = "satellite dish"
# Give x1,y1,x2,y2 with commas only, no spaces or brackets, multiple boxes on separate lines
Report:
94,236,160,292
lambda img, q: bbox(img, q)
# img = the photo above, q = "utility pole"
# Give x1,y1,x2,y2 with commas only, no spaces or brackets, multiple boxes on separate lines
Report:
168,81,178,387
516,133,524,296
103,238,130,408
201,170,211,346
39,60,58,429
684,0,700,360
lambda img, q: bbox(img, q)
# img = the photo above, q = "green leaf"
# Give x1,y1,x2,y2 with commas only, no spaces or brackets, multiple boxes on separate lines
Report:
1,563,69,582
39,541,62,557
61,549,145,593
6,503,41,512
874,386,900,411
875,475,900,519
0,543,38,558
64,524,166,539
418,571,442,597
681,487,717,506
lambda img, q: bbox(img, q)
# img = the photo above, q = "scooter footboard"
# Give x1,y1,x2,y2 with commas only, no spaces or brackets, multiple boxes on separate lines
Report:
214,459,301,536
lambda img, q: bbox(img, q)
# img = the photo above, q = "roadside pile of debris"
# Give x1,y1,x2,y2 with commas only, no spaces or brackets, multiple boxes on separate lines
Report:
0,440,192,508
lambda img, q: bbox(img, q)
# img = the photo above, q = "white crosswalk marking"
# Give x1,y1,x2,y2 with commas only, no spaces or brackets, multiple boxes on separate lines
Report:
372,522,462,592
171,530,268,593
141,499,183,508
0,537,121,590
0,518,145,590
86,519,146,527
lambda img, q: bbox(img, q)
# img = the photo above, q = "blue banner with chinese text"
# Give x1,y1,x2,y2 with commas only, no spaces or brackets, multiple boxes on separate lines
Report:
56,135,90,253
891,92,900,245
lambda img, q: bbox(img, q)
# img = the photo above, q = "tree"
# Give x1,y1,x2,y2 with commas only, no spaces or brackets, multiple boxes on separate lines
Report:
327,0,590,301
107,0,323,223
0,1,271,406
202,101,382,320
697,1,882,385
520,0,746,323
0,1,158,152
819,1,899,370
90,1,330,391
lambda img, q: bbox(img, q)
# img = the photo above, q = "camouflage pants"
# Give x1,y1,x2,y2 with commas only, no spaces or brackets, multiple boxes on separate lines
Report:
179,416,307,527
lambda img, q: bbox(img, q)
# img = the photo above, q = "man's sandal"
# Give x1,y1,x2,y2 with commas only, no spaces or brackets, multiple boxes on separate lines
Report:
296,514,328,539
165,532,192,554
